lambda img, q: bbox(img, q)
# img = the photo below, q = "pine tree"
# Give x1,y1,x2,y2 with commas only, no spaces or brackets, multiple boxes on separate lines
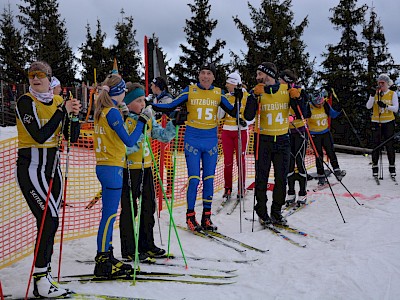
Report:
232,0,313,88
18,0,76,84
169,0,226,92
111,9,141,83
319,0,368,147
362,5,398,88
79,19,111,84
0,3,27,83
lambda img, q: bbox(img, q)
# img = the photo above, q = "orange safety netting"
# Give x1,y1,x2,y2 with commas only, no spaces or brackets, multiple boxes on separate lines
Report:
0,120,315,269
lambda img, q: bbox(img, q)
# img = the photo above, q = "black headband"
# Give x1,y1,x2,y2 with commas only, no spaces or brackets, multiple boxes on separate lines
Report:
257,64,276,79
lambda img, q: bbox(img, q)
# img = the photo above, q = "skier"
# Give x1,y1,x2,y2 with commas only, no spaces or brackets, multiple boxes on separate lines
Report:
366,73,399,178
219,72,250,200
93,74,150,279
243,62,307,226
15,61,81,297
151,63,239,231
308,89,346,186
118,82,185,263
278,69,311,206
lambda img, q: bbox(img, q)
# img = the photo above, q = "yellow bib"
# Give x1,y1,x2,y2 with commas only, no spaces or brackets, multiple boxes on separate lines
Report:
256,84,290,136
94,107,126,167
186,85,222,129
223,91,249,126
125,117,153,169
372,90,395,122
308,103,329,132
17,93,64,149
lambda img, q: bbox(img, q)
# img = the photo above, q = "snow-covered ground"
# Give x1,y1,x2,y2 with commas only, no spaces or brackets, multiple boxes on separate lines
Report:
1,126,400,300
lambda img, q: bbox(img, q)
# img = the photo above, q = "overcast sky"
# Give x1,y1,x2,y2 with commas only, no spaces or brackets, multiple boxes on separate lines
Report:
1,0,399,71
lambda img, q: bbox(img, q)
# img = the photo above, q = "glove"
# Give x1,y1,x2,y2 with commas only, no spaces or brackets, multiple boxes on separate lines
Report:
234,87,243,100
288,87,300,100
377,100,387,108
138,105,153,124
253,83,265,96
368,87,377,97
171,110,189,126
118,102,129,116
237,118,247,128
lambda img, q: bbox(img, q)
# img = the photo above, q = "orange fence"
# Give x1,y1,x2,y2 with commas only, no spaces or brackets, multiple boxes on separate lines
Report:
0,121,315,269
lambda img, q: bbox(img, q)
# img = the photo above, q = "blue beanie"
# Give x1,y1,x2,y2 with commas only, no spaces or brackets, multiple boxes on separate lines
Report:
109,78,126,97
124,88,145,105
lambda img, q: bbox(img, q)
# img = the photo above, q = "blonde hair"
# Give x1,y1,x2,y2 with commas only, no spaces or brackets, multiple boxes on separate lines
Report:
94,74,123,121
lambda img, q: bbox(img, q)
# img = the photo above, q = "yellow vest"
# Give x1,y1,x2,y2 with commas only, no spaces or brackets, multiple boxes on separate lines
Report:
308,103,329,132
223,91,249,126
186,85,222,129
125,117,153,169
256,84,290,136
94,107,126,167
17,93,64,149
371,90,395,122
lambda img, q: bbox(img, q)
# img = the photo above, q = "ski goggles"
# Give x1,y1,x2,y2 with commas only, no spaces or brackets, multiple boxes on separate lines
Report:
28,71,49,79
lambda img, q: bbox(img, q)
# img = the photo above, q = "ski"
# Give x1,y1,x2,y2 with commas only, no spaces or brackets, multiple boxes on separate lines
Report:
283,199,317,218
59,275,235,286
273,224,334,242
177,225,246,253
312,182,339,192
262,224,307,248
226,198,240,215
391,175,398,185
60,270,236,280
205,230,268,253
5,292,146,299
214,194,231,215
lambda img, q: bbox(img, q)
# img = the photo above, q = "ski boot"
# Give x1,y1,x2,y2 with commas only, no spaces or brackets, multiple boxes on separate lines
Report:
389,165,396,177
186,209,202,232
258,213,272,226
46,264,71,294
33,270,70,298
317,175,326,186
271,210,287,226
201,208,218,231
147,246,166,258
94,249,132,279
222,188,232,199
285,193,296,206
237,189,246,199
123,253,155,264
297,193,307,206
372,165,379,178
333,168,346,181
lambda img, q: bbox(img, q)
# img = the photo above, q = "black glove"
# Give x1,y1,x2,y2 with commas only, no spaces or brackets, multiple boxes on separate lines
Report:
138,106,153,124
368,87,377,97
170,110,189,126
237,118,247,127
377,100,387,108
234,87,243,100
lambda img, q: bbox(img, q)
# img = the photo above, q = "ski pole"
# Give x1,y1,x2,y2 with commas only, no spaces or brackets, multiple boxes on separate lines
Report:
25,105,68,300
57,92,74,281
145,134,188,268
235,91,243,233
167,125,180,257
251,95,262,232
131,124,147,286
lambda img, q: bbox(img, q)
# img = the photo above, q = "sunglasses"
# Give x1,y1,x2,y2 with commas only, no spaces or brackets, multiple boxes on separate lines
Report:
378,81,386,85
28,71,49,79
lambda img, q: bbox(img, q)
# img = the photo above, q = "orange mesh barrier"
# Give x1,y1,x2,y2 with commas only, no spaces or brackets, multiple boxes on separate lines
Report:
0,121,315,269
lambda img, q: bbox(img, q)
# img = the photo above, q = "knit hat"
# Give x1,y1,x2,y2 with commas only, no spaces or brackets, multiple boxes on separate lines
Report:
311,89,328,106
124,87,145,105
152,77,167,90
257,62,277,79
377,73,394,86
200,63,216,76
226,73,242,85
50,76,61,89
279,69,297,84
109,78,126,97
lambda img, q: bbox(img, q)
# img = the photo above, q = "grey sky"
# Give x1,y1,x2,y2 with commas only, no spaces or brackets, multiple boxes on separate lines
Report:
2,0,399,71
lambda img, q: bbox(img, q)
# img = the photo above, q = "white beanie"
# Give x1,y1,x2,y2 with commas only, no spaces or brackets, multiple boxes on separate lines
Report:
50,76,61,89
377,73,394,86
226,72,242,85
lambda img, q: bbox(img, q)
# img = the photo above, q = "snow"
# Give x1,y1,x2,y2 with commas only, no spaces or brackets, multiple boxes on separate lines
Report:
1,126,400,300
